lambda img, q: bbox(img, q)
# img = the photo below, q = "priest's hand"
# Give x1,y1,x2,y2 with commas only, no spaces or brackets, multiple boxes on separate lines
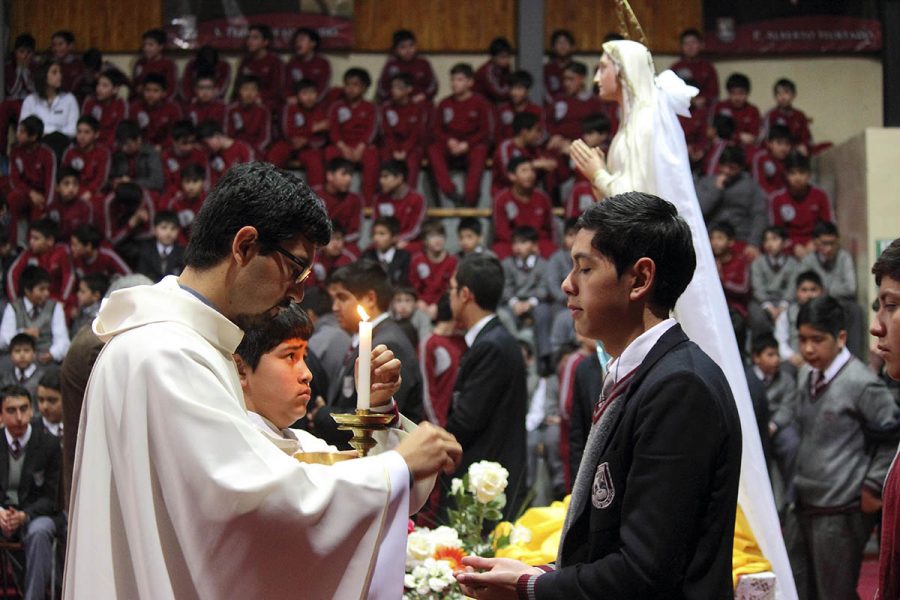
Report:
395,422,461,481
455,556,544,599
356,344,402,407
570,139,607,181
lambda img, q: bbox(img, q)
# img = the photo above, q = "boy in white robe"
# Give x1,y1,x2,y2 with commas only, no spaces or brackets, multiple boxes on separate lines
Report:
64,163,462,600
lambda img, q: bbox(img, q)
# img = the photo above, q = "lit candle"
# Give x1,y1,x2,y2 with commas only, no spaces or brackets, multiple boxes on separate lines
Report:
356,305,372,411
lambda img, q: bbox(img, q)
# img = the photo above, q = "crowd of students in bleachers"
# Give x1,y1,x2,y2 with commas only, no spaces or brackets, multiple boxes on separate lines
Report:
0,21,885,597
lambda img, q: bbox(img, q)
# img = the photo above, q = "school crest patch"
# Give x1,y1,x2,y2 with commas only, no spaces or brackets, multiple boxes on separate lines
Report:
779,204,797,222
591,462,614,509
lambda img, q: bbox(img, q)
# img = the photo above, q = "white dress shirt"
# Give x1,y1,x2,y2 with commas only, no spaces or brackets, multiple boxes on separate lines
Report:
4,423,32,450
604,318,678,387
19,92,79,138
464,314,497,348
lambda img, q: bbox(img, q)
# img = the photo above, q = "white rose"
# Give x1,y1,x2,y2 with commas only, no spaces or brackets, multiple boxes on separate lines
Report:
509,524,532,545
407,529,435,567
429,576,450,592
430,526,462,549
404,574,417,589
450,477,464,495
467,461,509,504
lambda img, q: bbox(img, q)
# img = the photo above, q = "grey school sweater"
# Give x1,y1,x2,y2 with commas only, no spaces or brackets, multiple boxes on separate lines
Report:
778,355,900,509
751,254,799,306
800,249,857,301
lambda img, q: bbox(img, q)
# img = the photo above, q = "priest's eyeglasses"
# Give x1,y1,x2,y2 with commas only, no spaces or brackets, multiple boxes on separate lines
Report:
272,246,313,284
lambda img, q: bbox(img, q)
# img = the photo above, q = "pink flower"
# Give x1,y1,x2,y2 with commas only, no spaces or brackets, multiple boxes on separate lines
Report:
407,519,415,534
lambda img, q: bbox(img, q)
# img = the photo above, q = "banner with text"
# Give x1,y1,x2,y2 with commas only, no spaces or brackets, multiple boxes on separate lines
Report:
703,1,881,54
165,0,354,51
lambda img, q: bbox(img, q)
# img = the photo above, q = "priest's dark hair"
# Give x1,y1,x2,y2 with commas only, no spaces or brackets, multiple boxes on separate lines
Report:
185,162,331,270
873,238,900,286
577,191,695,312
456,254,504,312
328,259,393,313
797,295,846,339
234,303,313,370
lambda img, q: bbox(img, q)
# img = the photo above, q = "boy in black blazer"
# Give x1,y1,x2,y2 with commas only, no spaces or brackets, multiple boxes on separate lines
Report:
136,210,185,282
457,192,742,599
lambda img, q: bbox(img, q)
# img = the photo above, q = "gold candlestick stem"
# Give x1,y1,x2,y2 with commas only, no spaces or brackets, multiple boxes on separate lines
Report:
331,409,394,457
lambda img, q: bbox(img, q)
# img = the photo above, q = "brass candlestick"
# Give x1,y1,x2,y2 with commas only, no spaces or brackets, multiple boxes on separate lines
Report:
331,409,394,457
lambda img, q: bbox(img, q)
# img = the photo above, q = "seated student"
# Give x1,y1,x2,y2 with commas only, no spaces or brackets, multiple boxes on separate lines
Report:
546,218,578,312
696,145,768,257
46,167,93,242
409,220,458,322
234,24,284,116
770,151,834,258
775,270,824,367
283,28,332,104
457,217,491,258
546,62,611,157
0,384,62,600
678,77,710,169
492,112,557,195
325,68,379,203
128,73,182,148
751,124,792,196
266,79,327,186
69,272,108,336
179,45,231,105
474,37,512,104
750,226,800,337
81,68,129,148
321,260,425,446
376,29,438,104
131,28,177,98
499,226,554,363
564,114,611,218
310,222,355,289
1,266,70,364
373,160,426,254
160,120,209,197
96,181,155,267
312,158,363,252
162,163,206,239
419,294,466,427
670,28,719,108
136,211,184,282
378,73,428,188
426,63,493,207
761,78,812,156
7,116,55,244
62,115,111,201
185,73,226,129
775,297,900,599
69,224,131,280
495,70,545,141
701,113,737,177
0,335,46,398
6,219,74,306
33,370,64,440
196,119,254,188
751,334,798,512
0,33,37,161
709,222,751,353
110,120,164,193
711,72,761,147
544,29,575,102
362,216,411,287
391,286,432,350
225,75,271,158
491,156,556,259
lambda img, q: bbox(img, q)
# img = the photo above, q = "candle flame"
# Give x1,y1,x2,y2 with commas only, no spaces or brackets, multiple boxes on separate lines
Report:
357,305,370,321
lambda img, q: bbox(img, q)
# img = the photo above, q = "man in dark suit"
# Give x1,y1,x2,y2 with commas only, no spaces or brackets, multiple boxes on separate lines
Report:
135,211,186,282
457,192,742,599
314,259,424,447
445,254,528,519
0,384,61,600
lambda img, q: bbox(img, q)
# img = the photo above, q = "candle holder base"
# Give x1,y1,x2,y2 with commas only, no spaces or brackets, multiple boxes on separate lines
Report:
331,409,394,457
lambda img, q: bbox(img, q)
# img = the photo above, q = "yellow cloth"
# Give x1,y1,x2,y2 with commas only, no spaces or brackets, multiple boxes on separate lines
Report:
493,497,772,589
732,505,772,587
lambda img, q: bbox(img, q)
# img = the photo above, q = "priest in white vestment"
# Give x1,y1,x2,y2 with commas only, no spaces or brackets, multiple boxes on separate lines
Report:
63,163,462,599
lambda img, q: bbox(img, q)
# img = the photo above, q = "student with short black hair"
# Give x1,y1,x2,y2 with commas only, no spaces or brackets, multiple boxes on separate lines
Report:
283,28,332,103
47,166,93,242
378,72,429,188
185,72,227,130
457,217,489,258
136,210,185,282
409,220,458,320
362,216,411,287
310,221,355,288
474,37,513,104
325,69,380,203
750,124,792,195
70,272,109,336
96,181,156,267
495,69,545,141
373,160,426,253
710,72,761,147
750,226,799,337
544,29,576,102
62,115,110,201
777,296,899,600
770,151,834,258
6,219,74,306
160,120,209,196
234,23,285,116
492,111,557,194
761,78,812,155
111,119,164,192
376,29,438,104
225,75,272,157
312,158,363,252
7,115,56,245
670,28,719,108
419,294,467,427
492,156,557,259
427,63,494,206
196,119,254,187
128,72,183,148
0,33,37,160
132,28,177,99
266,79,327,186
162,163,207,238
1,265,70,364
564,114,611,219
179,45,232,105
81,68,129,148
69,224,131,280
546,61,610,155
0,335,46,398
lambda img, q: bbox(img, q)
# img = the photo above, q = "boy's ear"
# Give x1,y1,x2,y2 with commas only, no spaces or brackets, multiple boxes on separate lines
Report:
837,330,849,348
